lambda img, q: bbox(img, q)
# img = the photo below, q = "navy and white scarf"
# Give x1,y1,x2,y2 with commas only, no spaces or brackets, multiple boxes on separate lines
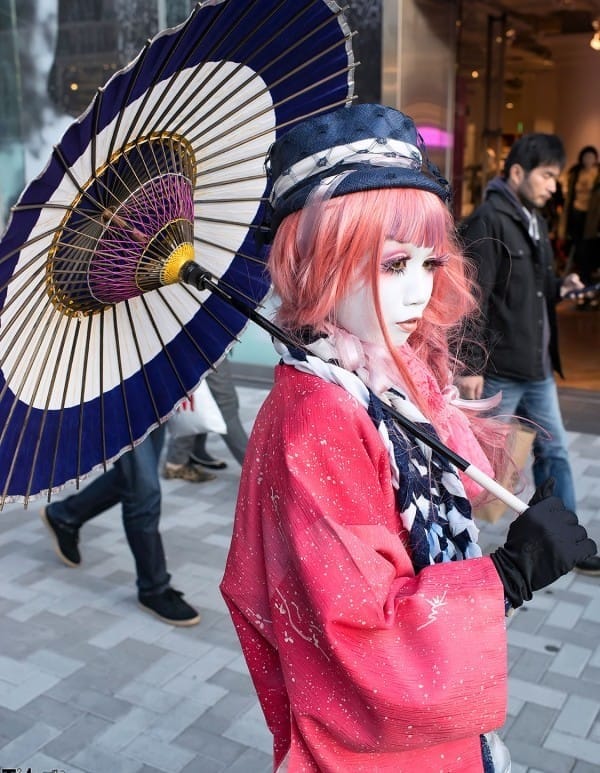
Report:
276,339,482,573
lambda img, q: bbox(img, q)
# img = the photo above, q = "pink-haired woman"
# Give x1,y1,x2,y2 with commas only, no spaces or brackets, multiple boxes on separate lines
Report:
221,104,595,773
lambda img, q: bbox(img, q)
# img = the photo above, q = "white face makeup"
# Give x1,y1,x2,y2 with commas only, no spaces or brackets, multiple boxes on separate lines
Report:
333,240,441,347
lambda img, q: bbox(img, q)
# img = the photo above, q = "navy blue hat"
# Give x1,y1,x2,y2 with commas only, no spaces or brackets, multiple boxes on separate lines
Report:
266,103,450,235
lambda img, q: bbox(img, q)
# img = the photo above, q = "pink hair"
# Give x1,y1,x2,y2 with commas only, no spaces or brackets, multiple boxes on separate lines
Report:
268,186,512,484
269,187,476,380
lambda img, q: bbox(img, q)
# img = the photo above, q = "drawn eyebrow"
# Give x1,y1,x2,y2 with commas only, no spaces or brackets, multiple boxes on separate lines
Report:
382,244,435,260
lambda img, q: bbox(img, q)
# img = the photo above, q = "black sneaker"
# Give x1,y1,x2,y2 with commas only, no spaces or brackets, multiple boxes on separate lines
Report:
138,587,201,626
40,507,81,567
573,555,600,577
189,452,228,470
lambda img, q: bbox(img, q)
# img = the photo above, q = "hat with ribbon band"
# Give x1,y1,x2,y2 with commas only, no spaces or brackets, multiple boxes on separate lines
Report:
265,102,451,235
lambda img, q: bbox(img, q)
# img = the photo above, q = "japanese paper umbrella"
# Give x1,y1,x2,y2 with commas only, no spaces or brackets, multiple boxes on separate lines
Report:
0,0,355,506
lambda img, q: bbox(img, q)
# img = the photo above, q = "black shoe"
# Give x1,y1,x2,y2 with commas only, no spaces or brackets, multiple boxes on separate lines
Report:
40,507,81,567
573,555,600,577
138,587,201,626
189,452,228,470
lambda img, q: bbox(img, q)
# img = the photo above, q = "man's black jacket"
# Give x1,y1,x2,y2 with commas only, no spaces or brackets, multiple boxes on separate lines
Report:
458,184,563,381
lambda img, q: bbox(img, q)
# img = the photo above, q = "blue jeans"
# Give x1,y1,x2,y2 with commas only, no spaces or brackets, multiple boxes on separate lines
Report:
483,375,577,512
47,425,170,595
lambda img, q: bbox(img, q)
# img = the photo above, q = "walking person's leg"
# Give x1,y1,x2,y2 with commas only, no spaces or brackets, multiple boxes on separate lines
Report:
484,374,576,508
517,377,599,575
119,426,200,625
516,377,576,512
482,375,528,419
480,375,598,575
117,426,170,596
41,467,122,567
192,358,248,467
163,424,216,482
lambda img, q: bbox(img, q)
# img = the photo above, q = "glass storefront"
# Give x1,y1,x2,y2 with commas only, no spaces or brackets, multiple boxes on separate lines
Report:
0,0,195,230
0,0,25,231
382,0,457,192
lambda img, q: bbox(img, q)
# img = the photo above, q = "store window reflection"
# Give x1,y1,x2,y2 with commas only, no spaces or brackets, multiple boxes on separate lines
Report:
0,0,25,230
0,0,197,227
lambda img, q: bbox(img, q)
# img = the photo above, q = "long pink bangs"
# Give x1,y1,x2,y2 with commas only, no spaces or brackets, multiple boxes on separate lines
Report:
378,189,477,327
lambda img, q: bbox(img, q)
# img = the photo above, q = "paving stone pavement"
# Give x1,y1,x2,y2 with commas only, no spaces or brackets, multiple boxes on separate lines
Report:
0,384,599,773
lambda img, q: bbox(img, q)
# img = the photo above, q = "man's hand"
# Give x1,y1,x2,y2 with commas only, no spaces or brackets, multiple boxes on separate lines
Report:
560,272,585,298
178,393,195,411
455,374,485,400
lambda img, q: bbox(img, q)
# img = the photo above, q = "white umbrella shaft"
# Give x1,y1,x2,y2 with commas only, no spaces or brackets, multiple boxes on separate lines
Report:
464,464,527,514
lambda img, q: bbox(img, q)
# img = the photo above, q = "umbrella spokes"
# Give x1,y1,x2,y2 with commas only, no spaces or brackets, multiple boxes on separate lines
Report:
0,0,355,505
46,133,198,314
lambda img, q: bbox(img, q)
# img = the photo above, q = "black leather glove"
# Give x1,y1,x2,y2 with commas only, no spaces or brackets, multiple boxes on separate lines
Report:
490,483,597,609
527,477,556,506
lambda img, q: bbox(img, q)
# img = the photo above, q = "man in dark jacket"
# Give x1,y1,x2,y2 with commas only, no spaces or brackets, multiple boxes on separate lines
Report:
456,133,599,576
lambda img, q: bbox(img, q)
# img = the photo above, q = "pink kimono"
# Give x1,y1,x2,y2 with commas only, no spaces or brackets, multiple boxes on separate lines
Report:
221,365,508,772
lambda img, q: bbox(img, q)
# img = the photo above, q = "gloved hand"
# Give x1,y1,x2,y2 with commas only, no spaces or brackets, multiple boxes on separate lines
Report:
527,477,555,505
490,482,597,609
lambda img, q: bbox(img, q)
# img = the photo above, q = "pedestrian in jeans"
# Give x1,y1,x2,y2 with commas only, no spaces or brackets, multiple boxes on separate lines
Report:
40,425,201,625
456,132,600,576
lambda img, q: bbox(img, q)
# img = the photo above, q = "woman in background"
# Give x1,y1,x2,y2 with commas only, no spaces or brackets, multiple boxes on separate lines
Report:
563,145,600,306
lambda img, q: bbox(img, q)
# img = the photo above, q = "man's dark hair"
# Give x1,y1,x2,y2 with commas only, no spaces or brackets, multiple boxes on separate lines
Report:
502,133,566,178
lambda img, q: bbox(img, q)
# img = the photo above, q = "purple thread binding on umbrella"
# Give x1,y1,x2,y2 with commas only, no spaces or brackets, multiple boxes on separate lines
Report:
89,175,194,303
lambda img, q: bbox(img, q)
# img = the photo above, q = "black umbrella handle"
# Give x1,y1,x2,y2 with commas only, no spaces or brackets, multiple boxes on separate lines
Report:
180,261,293,348
180,261,528,514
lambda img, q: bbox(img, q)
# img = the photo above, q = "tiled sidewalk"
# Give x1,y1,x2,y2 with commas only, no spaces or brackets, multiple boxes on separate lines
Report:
0,385,598,773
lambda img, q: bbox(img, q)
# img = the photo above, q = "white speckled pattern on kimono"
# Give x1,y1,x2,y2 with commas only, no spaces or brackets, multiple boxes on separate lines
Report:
221,364,508,772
